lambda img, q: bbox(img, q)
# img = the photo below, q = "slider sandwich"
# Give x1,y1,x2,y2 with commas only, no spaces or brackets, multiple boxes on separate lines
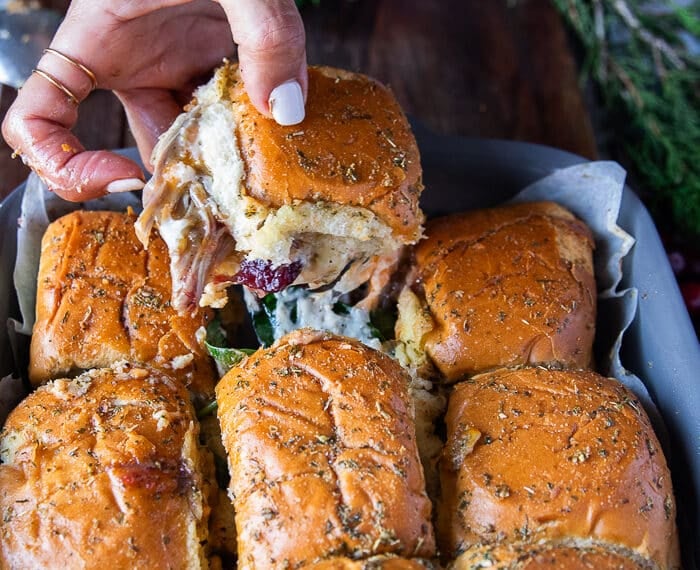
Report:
439,367,680,569
215,330,436,569
30,210,215,399
396,202,596,381
0,365,211,569
136,62,424,313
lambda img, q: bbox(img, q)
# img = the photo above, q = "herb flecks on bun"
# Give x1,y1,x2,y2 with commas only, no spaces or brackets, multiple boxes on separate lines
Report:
216,330,436,568
398,202,596,381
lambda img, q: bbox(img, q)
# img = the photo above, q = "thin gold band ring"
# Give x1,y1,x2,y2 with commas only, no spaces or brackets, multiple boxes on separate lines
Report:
32,69,80,105
43,48,98,90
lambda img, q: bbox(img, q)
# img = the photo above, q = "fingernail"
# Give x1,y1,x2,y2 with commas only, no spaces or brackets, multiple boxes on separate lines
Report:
269,80,305,126
105,178,145,193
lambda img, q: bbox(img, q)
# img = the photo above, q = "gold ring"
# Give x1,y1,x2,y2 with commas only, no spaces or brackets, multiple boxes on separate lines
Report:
32,69,80,105
43,48,98,90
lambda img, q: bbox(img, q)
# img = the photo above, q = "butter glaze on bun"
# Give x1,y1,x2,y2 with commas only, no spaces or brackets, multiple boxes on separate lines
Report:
216,330,435,569
438,367,679,569
0,364,211,569
397,202,596,381
137,63,424,312
29,210,215,398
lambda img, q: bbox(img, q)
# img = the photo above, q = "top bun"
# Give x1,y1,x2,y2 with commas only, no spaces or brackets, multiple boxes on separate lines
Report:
397,201,596,381
439,367,679,569
0,365,210,569
29,210,215,398
227,64,423,241
215,330,435,568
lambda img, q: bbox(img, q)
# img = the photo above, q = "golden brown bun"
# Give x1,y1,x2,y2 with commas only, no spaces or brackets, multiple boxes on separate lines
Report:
0,364,210,569
30,210,215,397
227,64,424,241
216,330,435,569
438,367,679,569
451,540,659,570
405,202,596,381
303,555,436,569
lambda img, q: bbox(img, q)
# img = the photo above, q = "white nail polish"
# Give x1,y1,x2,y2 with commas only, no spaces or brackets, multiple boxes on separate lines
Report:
105,178,145,193
269,80,305,126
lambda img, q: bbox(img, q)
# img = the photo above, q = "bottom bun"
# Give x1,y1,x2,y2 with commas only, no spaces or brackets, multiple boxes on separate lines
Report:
451,540,657,570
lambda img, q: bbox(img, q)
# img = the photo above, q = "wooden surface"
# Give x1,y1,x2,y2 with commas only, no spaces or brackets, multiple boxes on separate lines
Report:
0,0,597,200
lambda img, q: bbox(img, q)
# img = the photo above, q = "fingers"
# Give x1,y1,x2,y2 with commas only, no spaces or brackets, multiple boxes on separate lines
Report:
2,53,144,201
218,0,307,124
116,88,183,172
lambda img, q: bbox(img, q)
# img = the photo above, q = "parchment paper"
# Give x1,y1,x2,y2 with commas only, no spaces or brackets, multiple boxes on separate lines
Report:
511,161,665,433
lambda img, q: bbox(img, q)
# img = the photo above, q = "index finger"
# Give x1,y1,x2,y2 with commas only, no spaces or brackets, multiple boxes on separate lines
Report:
2,55,144,201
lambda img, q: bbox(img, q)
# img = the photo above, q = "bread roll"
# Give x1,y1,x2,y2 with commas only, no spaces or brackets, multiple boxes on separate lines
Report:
137,62,424,311
216,330,435,569
30,210,215,398
438,367,679,569
397,202,595,381
451,540,658,569
0,364,211,569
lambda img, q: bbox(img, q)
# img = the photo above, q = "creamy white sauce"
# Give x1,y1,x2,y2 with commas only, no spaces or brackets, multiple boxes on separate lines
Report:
244,287,382,350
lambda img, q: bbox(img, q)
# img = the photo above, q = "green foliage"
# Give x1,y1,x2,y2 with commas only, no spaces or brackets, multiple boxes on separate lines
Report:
204,316,256,374
205,344,256,374
251,293,277,347
553,0,700,237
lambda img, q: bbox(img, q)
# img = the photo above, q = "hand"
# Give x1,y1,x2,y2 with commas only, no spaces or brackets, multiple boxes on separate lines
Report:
2,0,307,201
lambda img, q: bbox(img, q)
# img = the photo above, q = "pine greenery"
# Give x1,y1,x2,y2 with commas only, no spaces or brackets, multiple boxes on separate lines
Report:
552,0,700,237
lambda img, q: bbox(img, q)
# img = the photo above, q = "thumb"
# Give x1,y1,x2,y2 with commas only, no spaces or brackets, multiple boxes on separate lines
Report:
218,0,307,125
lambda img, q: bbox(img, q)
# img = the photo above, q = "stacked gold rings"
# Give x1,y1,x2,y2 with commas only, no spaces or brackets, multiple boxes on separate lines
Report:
32,48,98,105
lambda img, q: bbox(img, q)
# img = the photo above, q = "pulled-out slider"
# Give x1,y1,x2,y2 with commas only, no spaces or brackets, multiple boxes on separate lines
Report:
30,210,215,399
136,63,424,312
216,330,436,569
396,202,596,381
0,364,211,568
438,367,679,569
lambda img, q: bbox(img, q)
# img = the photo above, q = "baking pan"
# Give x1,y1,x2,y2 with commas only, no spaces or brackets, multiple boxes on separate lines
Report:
1,131,698,566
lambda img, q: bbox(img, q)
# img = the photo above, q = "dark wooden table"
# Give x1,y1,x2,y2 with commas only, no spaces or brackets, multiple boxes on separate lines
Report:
0,0,597,200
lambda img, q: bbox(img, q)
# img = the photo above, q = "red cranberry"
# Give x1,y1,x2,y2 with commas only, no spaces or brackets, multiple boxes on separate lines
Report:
232,259,303,293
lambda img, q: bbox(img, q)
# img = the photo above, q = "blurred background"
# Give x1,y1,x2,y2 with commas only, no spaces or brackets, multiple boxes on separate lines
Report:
0,0,698,336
